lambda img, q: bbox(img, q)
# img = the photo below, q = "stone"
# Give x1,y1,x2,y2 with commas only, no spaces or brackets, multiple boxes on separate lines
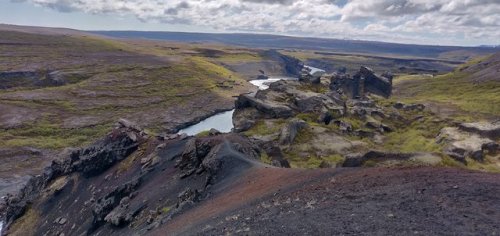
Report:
342,154,364,167
208,128,221,136
458,122,500,139
279,119,308,145
330,66,392,98
235,94,294,119
437,126,496,163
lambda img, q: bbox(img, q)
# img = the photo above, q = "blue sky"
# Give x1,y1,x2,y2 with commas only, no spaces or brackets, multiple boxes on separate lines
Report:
1,0,499,46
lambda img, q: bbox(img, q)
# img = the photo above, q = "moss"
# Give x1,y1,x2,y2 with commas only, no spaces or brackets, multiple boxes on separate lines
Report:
306,157,323,168
244,119,285,137
260,151,272,165
323,154,344,165
439,156,465,168
363,160,377,167
296,113,318,124
393,71,500,117
195,130,211,137
9,206,39,236
161,206,172,214
0,120,112,150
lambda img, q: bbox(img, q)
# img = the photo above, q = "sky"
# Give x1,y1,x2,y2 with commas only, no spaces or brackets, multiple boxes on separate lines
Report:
1,0,499,46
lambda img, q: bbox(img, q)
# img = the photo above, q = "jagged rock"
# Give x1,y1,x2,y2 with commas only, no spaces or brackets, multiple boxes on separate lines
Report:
2,126,142,229
91,178,141,232
342,153,364,167
458,122,500,139
208,128,221,136
329,66,392,98
279,119,308,145
261,50,304,76
54,217,67,225
117,118,143,132
235,94,294,119
232,107,260,132
437,126,497,162
393,102,425,111
342,151,415,167
256,74,269,80
318,110,334,125
354,129,375,138
332,120,353,133
294,93,344,114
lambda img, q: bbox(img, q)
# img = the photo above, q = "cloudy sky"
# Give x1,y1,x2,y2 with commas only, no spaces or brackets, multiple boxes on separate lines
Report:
1,0,499,46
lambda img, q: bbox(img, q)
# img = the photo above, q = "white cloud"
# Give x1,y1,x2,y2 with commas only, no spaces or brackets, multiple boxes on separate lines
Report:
12,0,500,45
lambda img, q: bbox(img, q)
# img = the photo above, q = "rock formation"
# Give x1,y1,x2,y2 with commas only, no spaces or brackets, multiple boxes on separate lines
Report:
329,66,393,98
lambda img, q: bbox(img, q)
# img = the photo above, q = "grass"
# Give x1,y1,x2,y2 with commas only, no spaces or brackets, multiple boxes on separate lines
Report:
244,119,285,137
0,31,258,151
0,122,111,149
8,206,39,236
260,151,272,165
393,71,500,117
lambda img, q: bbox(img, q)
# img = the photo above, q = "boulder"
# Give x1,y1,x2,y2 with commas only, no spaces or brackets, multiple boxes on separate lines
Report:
437,127,497,162
279,119,308,145
235,94,294,119
330,67,392,98
342,151,414,167
458,122,500,140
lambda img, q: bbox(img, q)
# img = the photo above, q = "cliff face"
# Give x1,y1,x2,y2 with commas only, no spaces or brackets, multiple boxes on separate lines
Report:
329,66,393,99
2,120,264,236
260,50,304,76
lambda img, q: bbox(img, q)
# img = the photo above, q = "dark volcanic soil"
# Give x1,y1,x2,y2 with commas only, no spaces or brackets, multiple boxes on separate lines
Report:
3,125,500,236
164,167,500,236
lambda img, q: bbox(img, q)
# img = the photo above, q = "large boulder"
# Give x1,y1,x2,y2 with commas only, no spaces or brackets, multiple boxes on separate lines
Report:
437,126,498,163
279,119,308,145
235,94,294,119
329,67,392,98
458,122,500,140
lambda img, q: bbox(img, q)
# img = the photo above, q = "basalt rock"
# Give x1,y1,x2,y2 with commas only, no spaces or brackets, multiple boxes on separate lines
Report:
342,151,414,167
279,119,308,145
458,122,500,140
1,124,144,230
235,94,294,119
437,126,498,163
329,66,392,99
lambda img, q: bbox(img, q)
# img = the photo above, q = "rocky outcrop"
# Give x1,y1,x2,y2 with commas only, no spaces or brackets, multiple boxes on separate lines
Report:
437,123,499,163
458,122,500,140
235,94,294,119
1,119,145,231
394,102,426,111
342,151,440,167
233,80,346,132
0,69,93,89
329,66,393,98
260,50,304,76
3,123,267,235
279,119,308,145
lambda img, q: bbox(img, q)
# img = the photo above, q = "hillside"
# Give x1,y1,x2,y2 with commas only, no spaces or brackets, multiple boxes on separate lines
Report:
91,30,497,61
1,25,499,236
3,122,499,236
0,25,293,198
392,52,500,119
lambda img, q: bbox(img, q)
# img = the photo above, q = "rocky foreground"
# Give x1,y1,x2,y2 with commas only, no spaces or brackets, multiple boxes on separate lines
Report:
1,65,499,235
1,120,499,235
